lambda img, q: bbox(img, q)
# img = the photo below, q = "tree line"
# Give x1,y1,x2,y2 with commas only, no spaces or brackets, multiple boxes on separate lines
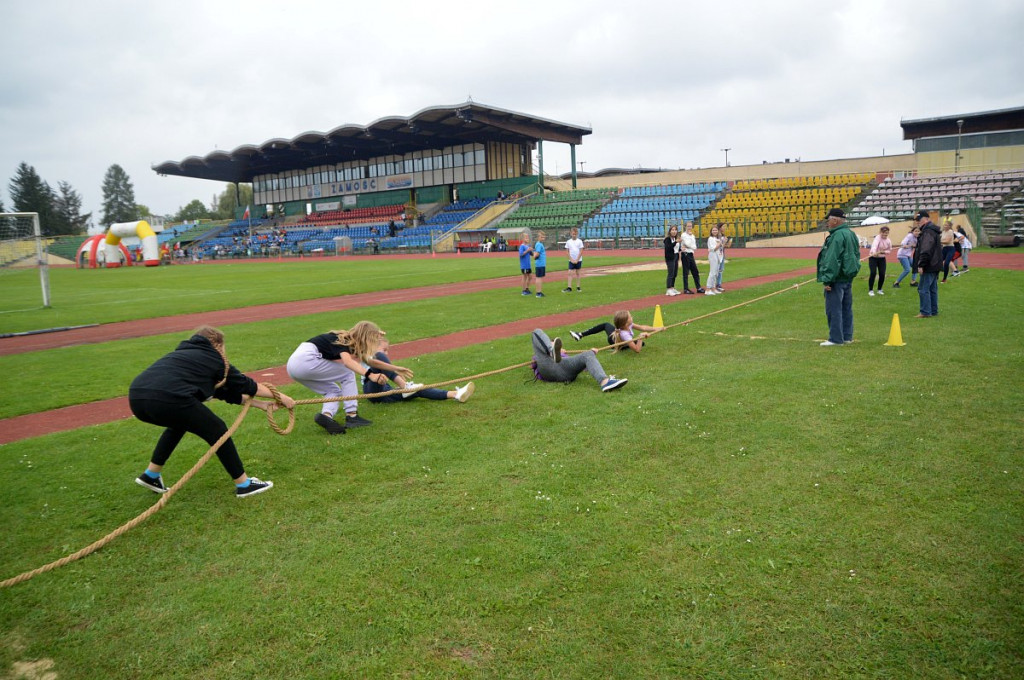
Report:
3,162,253,237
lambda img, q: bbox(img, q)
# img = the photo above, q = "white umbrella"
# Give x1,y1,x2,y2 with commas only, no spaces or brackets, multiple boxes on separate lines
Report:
860,215,890,226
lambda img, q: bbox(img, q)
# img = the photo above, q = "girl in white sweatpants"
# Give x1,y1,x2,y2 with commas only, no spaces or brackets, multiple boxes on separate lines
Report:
286,321,412,432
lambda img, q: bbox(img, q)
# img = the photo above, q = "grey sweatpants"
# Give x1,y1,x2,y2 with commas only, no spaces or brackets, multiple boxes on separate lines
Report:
532,329,607,385
286,342,357,417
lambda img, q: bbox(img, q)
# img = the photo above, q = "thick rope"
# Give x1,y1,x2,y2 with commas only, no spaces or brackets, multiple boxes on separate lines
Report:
2,275,816,588
0,399,254,589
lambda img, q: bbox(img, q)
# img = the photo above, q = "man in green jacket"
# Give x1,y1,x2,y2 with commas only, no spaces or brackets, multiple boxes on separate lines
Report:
816,208,862,346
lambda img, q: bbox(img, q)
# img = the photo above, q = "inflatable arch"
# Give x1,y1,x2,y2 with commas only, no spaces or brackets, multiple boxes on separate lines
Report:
77,234,130,269
104,221,159,267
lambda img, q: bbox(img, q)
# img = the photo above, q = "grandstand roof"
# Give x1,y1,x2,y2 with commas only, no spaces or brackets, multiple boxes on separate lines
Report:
901,106,1024,140
153,102,592,184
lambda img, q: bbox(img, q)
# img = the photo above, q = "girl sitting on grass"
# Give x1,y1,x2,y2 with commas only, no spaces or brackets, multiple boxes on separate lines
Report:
569,310,656,353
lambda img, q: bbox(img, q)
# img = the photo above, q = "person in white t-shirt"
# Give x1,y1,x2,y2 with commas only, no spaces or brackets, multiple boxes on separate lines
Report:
563,227,585,293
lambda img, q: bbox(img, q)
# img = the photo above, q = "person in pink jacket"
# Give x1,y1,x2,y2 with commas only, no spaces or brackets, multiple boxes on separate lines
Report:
867,225,892,296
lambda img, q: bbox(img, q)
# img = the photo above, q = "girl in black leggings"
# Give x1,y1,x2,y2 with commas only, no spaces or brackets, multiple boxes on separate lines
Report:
128,326,294,498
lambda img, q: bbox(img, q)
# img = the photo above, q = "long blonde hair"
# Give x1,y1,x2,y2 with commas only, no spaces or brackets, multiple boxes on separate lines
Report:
193,325,229,388
330,321,384,362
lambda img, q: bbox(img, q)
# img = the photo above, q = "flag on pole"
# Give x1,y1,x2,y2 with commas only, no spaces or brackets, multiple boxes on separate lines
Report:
242,205,251,221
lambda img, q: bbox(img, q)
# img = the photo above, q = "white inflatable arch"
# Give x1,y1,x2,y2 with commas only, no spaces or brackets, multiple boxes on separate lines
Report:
104,221,159,267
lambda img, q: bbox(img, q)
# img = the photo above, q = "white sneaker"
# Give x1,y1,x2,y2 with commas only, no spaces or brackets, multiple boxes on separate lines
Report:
402,382,423,398
454,382,475,403
666,289,676,296
705,289,717,295
820,340,840,346
868,290,875,296
877,290,884,295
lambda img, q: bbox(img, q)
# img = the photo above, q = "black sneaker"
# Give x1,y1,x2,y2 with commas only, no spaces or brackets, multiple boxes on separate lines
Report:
552,337,563,363
236,477,273,498
576,287,580,292
910,281,918,287
135,473,168,494
535,292,545,298
314,413,346,435
562,287,572,293
570,330,582,341
345,414,372,428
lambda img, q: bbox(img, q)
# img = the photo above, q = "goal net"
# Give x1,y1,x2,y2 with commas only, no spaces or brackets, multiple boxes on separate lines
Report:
0,212,51,307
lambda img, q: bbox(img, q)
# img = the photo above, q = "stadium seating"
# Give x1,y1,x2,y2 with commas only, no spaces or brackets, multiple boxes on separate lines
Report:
499,190,615,234
582,182,727,240
849,170,1024,220
702,173,873,237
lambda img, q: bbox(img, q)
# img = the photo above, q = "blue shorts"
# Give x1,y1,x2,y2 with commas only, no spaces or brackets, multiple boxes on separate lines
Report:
535,266,546,278
521,268,532,275
568,261,582,270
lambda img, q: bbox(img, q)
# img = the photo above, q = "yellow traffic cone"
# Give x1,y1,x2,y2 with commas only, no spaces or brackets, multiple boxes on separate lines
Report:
884,313,906,346
653,304,665,329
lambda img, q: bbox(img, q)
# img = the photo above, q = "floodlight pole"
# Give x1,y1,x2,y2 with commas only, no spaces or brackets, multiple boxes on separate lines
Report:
722,148,732,167
955,119,964,172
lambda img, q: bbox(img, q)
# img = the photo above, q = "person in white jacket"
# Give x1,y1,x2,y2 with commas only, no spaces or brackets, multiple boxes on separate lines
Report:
705,224,724,295
678,222,706,294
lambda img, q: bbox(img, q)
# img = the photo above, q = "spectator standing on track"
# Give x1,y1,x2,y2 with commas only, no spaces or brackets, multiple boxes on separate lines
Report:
816,208,861,346
705,224,725,295
893,225,920,288
913,210,943,318
679,222,705,294
563,227,585,293
867,225,892,296
957,226,972,271
715,226,731,292
663,224,681,296
518,234,535,296
533,231,548,298
940,220,961,282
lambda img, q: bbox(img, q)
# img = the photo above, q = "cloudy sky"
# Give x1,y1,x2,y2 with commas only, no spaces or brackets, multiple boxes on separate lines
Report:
1,0,1021,224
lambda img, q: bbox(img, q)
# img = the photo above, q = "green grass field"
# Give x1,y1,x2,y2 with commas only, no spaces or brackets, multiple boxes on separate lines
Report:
1,256,1022,679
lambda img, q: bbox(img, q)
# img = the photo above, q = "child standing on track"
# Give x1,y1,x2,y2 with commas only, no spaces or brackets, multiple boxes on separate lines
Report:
569,310,656,353
518,233,535,296
533,231,548,297
679,221,705,294
129,326,294,498
563,227,584,293
286,321,413,434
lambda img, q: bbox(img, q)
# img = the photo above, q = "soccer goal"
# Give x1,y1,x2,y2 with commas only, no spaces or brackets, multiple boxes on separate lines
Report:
0,212,51,307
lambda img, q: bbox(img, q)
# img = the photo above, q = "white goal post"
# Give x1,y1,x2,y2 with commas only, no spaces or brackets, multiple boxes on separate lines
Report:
0,212,51,308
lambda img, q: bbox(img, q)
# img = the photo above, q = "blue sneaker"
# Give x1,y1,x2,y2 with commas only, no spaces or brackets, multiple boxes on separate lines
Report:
535,292,545,298
521,289,531,296
601,376,628,392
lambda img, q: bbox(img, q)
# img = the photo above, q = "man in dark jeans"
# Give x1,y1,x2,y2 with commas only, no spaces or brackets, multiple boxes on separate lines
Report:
913,210,944,318
816,208,862,346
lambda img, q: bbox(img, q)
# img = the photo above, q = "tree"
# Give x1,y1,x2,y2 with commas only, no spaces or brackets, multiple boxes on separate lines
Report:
101,164,137,226
175,199,210,222
52,181,91,234
135,204,152,219
214,183,254,220
8,162,56,235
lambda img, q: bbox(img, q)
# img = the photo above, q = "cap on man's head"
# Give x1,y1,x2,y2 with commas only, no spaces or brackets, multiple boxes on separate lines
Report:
827,208,845,219
916,209,931,221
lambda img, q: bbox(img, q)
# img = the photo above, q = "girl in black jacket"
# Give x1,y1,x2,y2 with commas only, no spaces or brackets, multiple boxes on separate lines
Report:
129,326,295,498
